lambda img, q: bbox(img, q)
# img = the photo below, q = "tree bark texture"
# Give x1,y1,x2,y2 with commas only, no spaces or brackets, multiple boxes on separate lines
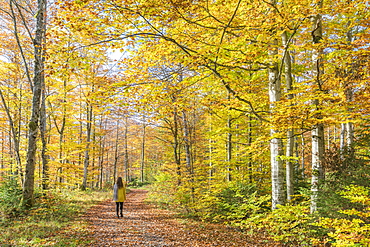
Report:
269,39,285,210
40,85,49,190
310,0,325,213
282,31,295,201
23,0,47,208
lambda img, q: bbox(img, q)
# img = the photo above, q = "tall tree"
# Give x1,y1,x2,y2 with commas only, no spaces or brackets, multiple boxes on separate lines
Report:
282,30,295,201
269,0,285,210
23,0,47,207
310,0,324,213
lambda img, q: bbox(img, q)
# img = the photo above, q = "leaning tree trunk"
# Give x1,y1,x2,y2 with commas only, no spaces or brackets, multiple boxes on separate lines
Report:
23,0,47,208
310,0,325,214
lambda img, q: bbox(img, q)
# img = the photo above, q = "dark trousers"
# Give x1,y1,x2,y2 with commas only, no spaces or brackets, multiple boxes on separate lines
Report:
116,202,123,216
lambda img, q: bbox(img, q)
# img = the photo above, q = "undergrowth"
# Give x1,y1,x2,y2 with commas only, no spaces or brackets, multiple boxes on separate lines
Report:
0,179,110,247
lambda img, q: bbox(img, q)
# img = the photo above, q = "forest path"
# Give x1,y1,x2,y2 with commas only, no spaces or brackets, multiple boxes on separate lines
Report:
83,189,279,246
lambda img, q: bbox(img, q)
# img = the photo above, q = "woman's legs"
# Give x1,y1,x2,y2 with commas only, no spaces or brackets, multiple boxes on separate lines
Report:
119,202,123,217
115,202,120,217
115,202,124,218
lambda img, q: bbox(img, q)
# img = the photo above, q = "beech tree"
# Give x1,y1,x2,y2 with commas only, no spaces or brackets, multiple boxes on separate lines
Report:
309,0,324,213
268,0,285,210
23,0,47,207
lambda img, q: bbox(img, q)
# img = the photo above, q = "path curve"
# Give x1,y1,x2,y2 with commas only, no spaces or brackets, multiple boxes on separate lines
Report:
83,189,278,246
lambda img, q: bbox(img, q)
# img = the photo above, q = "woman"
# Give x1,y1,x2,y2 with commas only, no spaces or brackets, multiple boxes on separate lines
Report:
113,177,126,218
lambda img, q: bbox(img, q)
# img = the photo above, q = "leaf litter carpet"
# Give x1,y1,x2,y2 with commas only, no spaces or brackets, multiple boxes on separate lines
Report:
84,189,279,246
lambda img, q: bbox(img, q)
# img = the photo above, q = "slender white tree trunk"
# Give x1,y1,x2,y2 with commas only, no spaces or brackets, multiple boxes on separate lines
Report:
310,0,324,213
340,123,346,150
124,116,129,182
282,31,294,201
140,118,146,183
269,27,284,210
226,112,232,182
81,104,93,190
208,115,214,183
113,119,120,181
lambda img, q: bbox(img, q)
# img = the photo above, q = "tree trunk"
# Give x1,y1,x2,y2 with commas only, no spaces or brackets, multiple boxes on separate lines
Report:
97,116,106,188
81,104,93,190
247,115,253,183
140,119,146,183
91,123,97,188
182,110,195,201
208,115,214,183
226,103,232,182
269,2,284,209
98,139,105,188
40,84,49,190
341,28,354,153
310,0,324,213
173,108,182,186
344,103,354,154
226,118,232,182
282,31,294,201
55,80,67,186
301,134,305,178
113,120,120,182
124,116,130,182
23,0,47,208
340,123,346,150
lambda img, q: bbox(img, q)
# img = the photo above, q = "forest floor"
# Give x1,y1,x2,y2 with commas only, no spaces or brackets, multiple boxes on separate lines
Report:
83,189,281,247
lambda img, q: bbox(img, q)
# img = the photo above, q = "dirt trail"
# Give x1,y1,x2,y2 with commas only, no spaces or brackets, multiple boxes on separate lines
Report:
83,189,279,246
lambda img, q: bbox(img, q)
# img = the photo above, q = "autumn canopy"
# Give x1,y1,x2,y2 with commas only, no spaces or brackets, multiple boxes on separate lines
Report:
0,0,369,245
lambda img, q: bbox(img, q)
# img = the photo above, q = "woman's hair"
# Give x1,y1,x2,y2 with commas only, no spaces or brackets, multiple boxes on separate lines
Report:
116,177,124,189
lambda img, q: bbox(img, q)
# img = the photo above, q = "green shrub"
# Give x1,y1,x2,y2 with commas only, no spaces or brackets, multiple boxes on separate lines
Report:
216,182,270,223
0,177,23,218
128,177,150,188
192,182,270,225
314,185,370,246
147,172,176,207
258,203,319,246
28,190,66,221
